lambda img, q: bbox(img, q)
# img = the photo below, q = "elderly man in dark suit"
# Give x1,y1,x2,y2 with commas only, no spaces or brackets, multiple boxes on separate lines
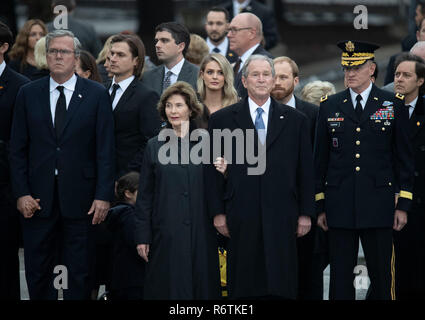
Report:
228,12,273,99
221,0,279,50
9,30,115,300
206,54,315,299
108,34,161,178
142,22,199,96
0,21,30,301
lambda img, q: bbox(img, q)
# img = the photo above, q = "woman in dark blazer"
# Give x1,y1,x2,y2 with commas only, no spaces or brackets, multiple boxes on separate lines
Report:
135,81,220,300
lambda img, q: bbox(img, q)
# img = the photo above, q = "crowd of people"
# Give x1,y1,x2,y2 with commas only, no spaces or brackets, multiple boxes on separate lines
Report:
0,0,425,301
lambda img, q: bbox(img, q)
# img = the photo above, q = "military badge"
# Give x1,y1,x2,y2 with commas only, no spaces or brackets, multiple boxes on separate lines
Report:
345,41,355,52
332,138,338,148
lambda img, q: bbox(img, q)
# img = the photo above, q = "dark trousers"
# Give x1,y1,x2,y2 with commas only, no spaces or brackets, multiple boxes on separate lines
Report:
20,181,95,300
393,209,425,299
328,228,393,300
0,212,21,300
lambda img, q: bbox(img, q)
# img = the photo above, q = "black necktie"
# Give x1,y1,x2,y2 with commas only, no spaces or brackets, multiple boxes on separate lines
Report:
406,105,413,119
110,83,120,105
233,58,242,74
213,47,220,53
355,94,363,120
54,86,66,137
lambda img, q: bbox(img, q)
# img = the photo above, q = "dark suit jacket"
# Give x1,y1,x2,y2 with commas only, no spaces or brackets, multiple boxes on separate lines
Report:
206,97,315,299
0,65,29,210
9,76,115,219
108,78,161,178
225,42,238,64
314,85,414,228
222,0,279,50
295,96,319,147
234,45,273,99
141,59,199,96
47,16,102,57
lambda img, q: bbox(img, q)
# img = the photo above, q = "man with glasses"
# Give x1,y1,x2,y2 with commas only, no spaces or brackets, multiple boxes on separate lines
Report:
314,41,414,300
228,12,273,99
9,30,115,300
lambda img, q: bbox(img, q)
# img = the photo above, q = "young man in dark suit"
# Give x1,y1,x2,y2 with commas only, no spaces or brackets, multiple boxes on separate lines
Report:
0,21,30,301
204,7,237,64
228,12,273,99
108,34,161,178
392,52,425,299
9,30,115,300
206,54,315,299
315,41,414,300
142,22,199,96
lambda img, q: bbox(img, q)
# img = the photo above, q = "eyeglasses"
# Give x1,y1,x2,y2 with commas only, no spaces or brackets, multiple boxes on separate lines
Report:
228,27,252,34
47,49,75,56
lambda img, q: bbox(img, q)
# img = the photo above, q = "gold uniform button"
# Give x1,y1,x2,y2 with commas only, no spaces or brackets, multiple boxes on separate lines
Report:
389,182,392,186
382,127,386,131
332,128,335,132
356,140,360,145
355,153,360,158
355,166,360,172
356,127,361,132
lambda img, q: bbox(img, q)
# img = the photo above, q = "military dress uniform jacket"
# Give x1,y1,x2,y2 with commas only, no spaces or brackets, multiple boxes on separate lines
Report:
314,84,414,229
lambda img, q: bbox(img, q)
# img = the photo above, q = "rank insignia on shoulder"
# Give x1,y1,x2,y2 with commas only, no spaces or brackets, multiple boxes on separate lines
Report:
395,93,405,100
418,121,421,127
320,95,328,102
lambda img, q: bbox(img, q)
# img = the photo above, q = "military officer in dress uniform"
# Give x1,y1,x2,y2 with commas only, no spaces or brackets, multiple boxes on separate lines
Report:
314,40,415,300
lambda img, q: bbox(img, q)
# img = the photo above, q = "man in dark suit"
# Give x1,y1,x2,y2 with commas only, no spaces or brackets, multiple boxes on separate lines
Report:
9,30,115,300
142,22,199,96
206,54,315,299
47,0,102,57
205,7,237,64
221,0,279,50
0,21,30,301
315,41,414,300
108,34,161,178
228,12,273,99
392,52,425,299
270,56,321,300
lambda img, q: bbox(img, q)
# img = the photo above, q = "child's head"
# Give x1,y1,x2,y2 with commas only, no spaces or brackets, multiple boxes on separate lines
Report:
115,171,140,205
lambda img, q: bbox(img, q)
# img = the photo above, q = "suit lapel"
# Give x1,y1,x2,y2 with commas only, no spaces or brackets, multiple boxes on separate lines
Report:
340,89,358,123
233,98,255,130
359,85,381,125
266,100,288,150
41,77,56,138
113,78,137,113
410,97,425,139
0,66,9,99
58,76,85,138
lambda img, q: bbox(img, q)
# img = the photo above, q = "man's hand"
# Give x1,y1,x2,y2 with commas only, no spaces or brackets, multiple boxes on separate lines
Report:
88,200,110,225
17,195,41,218
317,212,328,231
393,209,407,231
297,215,311,237
137,244,150,262
214,214,230,238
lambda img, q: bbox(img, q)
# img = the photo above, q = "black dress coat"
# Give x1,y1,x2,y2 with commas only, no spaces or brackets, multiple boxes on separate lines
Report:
134,127,221,300
108,78,161,178
394,96,425,299
206,97,315,299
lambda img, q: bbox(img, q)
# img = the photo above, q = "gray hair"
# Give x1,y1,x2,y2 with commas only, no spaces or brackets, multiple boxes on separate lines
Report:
241,54,275,78
45,29,81,56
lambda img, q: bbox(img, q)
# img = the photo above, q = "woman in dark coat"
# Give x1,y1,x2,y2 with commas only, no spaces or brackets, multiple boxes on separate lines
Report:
135,81,220,300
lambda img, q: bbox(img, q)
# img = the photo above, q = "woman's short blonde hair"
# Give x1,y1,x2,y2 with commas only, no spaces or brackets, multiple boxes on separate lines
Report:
34,36,48,70
185,34,210,66
96,34,115,64
157,81,204,123
300,80,336,106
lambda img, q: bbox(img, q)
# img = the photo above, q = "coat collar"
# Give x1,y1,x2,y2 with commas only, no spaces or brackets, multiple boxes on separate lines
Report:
410,95,425,139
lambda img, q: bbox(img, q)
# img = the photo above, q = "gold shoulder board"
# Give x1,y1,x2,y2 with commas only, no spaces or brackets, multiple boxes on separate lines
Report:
320,95,328,103
395,93,405,100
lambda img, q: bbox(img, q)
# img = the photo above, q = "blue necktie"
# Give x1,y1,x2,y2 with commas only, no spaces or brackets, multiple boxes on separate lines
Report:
213,47,220,53
255,107,266,144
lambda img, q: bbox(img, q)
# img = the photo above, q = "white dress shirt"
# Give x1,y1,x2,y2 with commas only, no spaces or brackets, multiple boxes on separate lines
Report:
164,58,185,87
206,37,229,56
349,81,372,110
49,74,77,125
0,60,5,77
285,94,296,109
406,96,418,119
236,43,260,73
248,97,270,133
109,75,135,110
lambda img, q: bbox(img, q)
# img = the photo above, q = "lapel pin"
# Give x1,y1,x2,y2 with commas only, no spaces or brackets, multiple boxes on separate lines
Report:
78,94,82,98
343,99,347,103
0,86,3,90
280,115,284,119
418,121,421,126
374,97,378,101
